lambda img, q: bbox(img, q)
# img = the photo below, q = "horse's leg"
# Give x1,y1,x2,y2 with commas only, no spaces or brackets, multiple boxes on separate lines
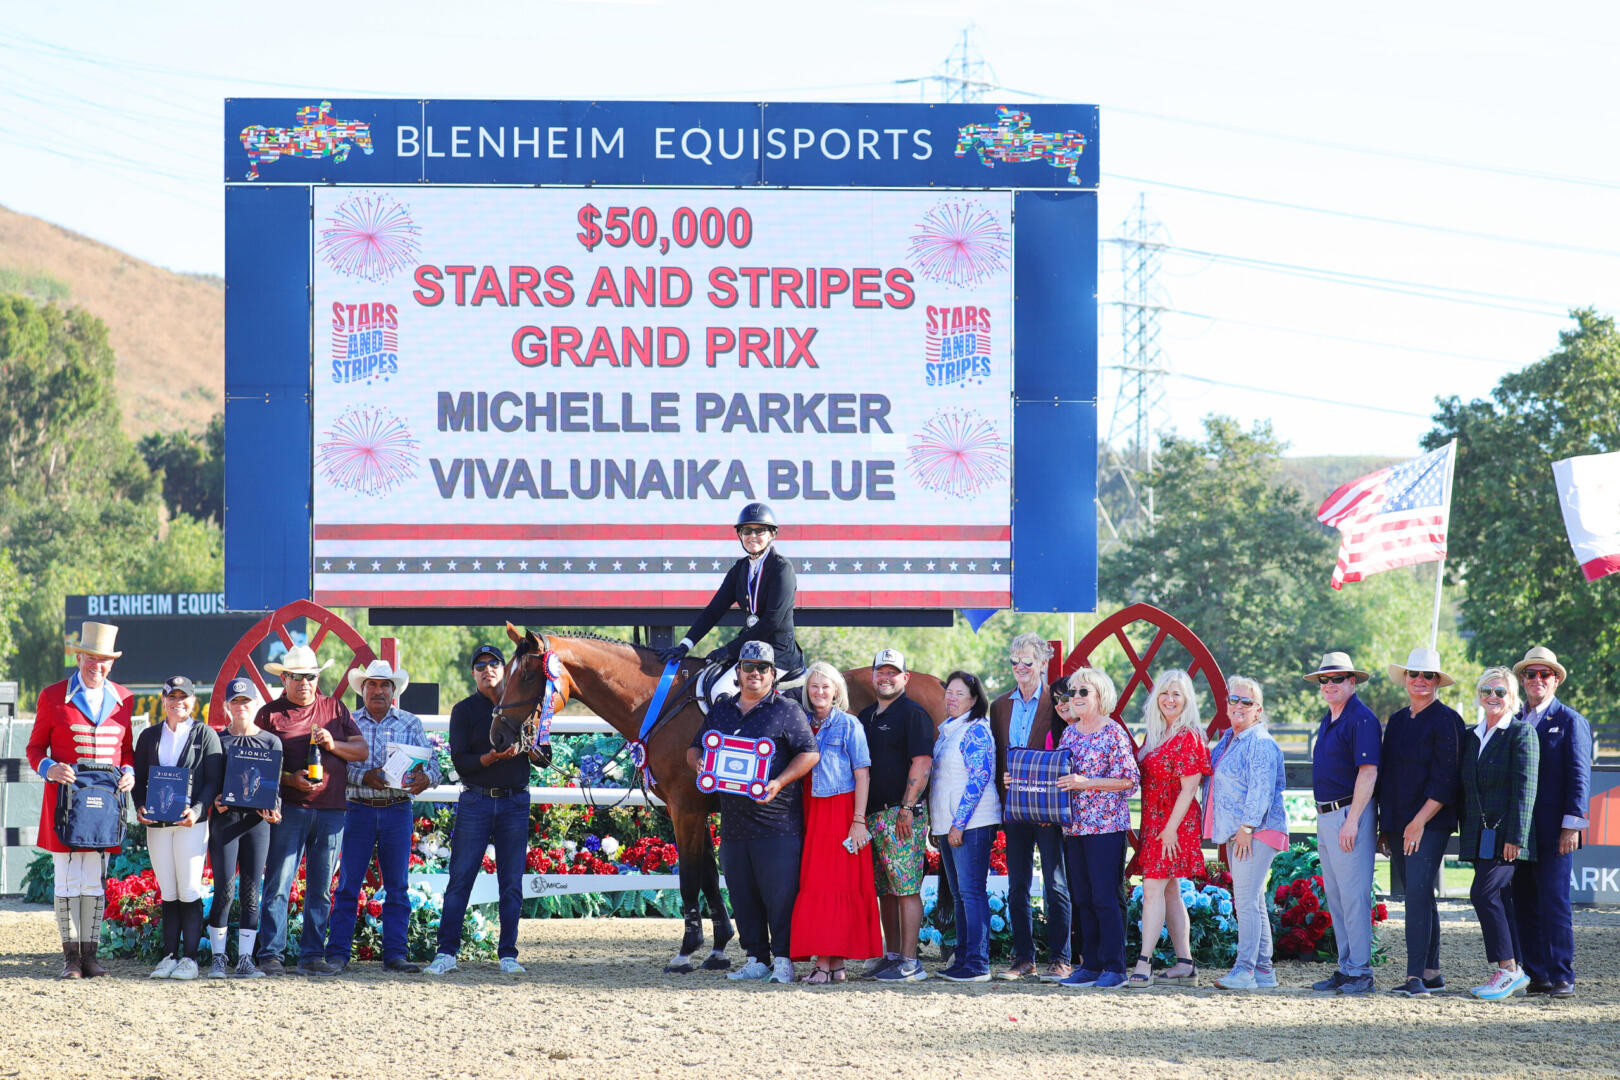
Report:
662,797,710,974
699,832,734,970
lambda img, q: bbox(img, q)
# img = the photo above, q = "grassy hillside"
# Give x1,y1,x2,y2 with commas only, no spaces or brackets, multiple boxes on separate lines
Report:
0,203,221,434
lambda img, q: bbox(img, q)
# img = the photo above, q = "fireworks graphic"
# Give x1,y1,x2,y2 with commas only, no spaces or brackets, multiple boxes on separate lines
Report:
907,409,1009,500
907,200,1010,288
317,192,421,283
317,406,420,497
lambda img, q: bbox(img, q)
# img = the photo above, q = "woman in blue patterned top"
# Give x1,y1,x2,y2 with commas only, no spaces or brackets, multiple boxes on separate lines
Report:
1202,675,1288,990
928,670,1001,982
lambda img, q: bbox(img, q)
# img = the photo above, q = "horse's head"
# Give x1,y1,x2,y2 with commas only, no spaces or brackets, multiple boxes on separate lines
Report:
354,123,374,155
490,622,571,753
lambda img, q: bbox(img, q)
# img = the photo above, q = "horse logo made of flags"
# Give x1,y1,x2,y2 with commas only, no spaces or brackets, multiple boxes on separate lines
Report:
239,101,373,181
955,107,1087,185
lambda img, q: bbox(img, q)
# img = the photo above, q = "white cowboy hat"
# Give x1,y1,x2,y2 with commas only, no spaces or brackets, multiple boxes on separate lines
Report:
1302,651,1370,683
265,644,333,678
66,621,122,659
346,658,410,699
1512,645,1567,682
1387,646,1455,688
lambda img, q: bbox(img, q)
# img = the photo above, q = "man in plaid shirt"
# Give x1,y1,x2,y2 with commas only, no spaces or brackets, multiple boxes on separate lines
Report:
324,659,439,972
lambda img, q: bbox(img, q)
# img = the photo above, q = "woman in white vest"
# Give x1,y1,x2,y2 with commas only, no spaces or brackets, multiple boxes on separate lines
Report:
928,670,1003,982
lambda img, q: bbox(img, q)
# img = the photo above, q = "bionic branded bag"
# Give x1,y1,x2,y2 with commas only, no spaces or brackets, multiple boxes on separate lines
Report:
1004,747,1074,827
54,762,128,849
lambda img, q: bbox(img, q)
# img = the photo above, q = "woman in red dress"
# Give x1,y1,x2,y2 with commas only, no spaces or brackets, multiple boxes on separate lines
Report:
789,662,882,981
1131,669,1212,988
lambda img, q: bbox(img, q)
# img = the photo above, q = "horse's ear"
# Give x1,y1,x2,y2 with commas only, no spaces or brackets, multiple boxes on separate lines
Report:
505,621,523,645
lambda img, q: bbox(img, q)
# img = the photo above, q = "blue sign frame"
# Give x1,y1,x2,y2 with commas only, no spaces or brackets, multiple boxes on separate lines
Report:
224,98,1098,615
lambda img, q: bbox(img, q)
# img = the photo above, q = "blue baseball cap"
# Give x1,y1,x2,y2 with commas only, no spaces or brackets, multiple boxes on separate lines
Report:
225,677,254,701
739,640,776,665
471,643,506,666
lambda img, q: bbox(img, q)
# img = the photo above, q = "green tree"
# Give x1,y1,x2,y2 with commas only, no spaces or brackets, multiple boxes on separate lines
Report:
0,547,21,679
1425,308,1620,726
139,413,223,523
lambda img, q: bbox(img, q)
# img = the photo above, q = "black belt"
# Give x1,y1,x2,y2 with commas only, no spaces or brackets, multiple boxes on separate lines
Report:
465,784,521,798
350,795,411,808
1316,796,1354,814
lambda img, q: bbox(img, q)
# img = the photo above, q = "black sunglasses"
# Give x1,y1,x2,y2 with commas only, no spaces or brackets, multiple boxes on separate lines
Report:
284,672,318,683
1522,668,1558,680
1053,687,1091,702
1480,686,1510,698
739,661,774,674
473,660,501,671
1405,670,1440,681
1227,695,1255,707
737,526,774,537
1317,674,1353,685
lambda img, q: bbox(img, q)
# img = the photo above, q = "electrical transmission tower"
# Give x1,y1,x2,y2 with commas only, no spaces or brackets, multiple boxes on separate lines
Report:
1102,194,1170,545
901,25,996,102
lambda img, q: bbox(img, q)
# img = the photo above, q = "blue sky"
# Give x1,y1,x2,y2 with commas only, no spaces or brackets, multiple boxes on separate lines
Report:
1,0,1615,458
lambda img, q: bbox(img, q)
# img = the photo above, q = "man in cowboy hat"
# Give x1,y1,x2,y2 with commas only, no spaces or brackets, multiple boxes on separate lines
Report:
253,645,368,976
1511,646,1592,999
1378,646,1464,996
1303,651,1381,994
324,658,440,974
26,621,137,978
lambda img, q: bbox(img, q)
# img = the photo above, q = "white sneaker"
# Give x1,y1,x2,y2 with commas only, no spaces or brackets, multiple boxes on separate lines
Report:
727,958,771,981
171,957,200,981
768,958,795,984
150,955,179,979
499,957,526,974
1472,967,1530,1000
424,953,459,975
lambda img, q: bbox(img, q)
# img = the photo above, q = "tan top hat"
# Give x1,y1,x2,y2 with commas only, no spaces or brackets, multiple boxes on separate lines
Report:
1303,651,1370,683
1387,646,1456,688
346,659,410,700
265,644,334,678
1512,645,1567,682
66,621,123,659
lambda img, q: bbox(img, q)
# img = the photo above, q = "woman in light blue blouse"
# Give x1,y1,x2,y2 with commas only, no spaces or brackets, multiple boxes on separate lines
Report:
928,670,1001,982
790,662,882,982
1202,675,1288,990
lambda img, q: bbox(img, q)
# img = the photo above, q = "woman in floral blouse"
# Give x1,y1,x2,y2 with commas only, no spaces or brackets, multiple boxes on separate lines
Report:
1052,668,1140,989
927,670,1002,982
1131,669,1213,988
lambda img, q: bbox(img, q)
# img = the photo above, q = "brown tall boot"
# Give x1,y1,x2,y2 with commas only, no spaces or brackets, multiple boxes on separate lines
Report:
59,942,82,979
79,942,108,978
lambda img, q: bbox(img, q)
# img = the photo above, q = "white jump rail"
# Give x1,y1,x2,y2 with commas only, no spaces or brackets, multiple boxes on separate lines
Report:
415,713,663,805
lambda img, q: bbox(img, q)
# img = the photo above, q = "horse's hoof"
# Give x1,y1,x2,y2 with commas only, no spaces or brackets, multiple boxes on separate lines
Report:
701,952,732,971
664,955,698,974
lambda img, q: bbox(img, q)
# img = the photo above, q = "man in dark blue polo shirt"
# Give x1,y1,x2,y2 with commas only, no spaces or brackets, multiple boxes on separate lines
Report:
1305,651,1381,994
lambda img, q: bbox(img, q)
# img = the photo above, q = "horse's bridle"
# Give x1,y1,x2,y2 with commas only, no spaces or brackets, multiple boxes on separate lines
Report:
492,634,566,749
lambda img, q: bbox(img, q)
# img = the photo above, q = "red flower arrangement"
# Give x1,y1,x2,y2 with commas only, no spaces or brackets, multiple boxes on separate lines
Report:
1271,874,1388,960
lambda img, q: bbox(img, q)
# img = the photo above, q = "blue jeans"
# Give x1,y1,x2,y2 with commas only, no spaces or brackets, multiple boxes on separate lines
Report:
1064,830,1128,974
326,801,413,964
1002,820,1070,966
256,805,346,965
437,788,530,959
938,825,995,976
1389,827,1447,977
1228,835,1279,975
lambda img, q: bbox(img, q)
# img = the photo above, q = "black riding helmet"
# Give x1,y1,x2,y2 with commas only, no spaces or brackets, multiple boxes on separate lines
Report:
735,502,778,532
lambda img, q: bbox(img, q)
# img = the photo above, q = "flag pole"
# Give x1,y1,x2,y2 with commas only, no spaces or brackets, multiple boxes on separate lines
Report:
1429,439,1459,650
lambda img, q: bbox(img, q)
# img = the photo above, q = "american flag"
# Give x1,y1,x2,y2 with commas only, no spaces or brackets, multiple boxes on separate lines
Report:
1316,443,1456,590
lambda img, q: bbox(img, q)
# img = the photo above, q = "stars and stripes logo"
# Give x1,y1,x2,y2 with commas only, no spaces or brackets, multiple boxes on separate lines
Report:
1317,443,1456,590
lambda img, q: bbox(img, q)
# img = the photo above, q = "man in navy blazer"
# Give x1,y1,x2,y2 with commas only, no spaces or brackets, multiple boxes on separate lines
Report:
1511,646,1592,999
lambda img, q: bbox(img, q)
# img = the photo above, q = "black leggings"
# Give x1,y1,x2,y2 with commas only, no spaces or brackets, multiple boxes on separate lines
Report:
207,810,270,931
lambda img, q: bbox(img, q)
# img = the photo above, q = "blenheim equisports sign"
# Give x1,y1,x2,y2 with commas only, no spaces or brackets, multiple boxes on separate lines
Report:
224,100,1099,615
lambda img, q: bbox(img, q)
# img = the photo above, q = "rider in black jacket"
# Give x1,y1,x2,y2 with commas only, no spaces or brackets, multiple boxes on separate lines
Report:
658,503,803,673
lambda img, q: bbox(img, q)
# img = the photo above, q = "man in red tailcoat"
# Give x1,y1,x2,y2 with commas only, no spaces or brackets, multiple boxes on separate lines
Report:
26,621,136,978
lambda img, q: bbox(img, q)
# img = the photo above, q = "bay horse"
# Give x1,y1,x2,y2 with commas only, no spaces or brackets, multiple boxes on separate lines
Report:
491,625,945,971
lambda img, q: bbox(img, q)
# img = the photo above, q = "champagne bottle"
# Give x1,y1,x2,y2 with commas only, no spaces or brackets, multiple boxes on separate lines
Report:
306,732,323,783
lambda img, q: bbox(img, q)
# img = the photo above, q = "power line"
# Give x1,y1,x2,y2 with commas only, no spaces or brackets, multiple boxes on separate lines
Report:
1163,372,1433,418
1154,307,1522,367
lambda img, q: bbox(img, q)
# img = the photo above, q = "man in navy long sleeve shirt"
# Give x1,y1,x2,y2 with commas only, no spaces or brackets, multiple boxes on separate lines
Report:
426,644,534,975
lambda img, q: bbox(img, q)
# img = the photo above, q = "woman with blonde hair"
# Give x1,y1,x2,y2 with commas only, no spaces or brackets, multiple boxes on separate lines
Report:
789,661,881,982
1130,669,1212,987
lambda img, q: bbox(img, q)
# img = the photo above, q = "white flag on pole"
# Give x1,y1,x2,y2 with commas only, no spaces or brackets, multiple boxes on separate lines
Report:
1553,450,1620,582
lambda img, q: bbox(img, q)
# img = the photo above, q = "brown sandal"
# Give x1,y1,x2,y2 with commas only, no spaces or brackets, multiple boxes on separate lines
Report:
829,967,847,983
805,967,834,984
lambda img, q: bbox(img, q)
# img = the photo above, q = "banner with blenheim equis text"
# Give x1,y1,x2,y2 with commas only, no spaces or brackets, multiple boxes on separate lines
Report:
309,187,1013,609
1553,450,1620,582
